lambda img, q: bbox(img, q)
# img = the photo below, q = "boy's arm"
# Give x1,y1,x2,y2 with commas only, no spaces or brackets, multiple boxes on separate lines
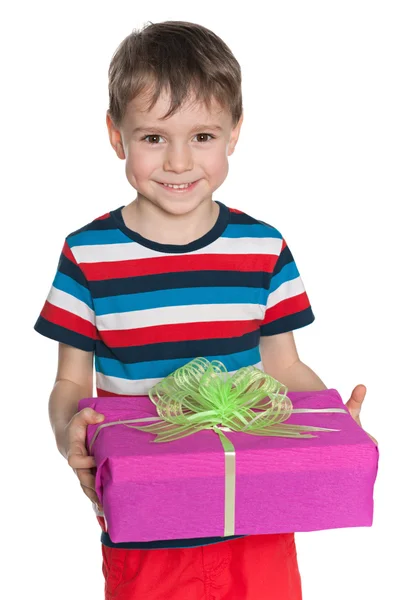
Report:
50,343,94,458
260,331,327,392
260,332,378,445
50,343,105,509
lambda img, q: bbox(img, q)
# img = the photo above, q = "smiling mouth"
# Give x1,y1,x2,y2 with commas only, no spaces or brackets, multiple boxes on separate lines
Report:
156,180,200,191
161,181,196,188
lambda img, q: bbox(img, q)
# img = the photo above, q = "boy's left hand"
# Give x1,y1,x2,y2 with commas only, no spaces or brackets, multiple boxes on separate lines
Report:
346,384,378,446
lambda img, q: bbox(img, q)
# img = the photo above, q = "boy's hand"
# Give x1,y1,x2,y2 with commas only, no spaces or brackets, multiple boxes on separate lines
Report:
345,384,378,447
65,407,105,511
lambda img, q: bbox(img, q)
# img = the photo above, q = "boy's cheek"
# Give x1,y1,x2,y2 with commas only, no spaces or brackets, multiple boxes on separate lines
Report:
126,152,156,179
206,155,229,183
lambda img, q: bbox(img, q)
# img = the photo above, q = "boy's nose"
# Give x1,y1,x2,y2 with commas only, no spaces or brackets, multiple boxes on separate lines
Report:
163,144,194,173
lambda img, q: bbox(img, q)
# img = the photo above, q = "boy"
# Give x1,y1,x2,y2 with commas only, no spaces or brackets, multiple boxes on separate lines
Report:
34,20,376,600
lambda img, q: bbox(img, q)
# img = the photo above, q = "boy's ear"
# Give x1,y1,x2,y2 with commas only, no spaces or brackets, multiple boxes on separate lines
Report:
227,113,244,156
106,112,126,159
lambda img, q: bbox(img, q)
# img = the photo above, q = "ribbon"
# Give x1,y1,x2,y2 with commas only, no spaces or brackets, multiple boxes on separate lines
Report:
89,358,348,536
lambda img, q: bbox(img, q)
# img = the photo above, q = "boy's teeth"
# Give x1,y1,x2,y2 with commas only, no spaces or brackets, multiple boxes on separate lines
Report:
163,182,192,189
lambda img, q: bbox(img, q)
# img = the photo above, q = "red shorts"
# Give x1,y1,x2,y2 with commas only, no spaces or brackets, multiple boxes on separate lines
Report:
98,518,302,599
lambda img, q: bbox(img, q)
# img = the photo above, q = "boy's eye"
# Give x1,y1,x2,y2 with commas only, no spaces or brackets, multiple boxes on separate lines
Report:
194,133,214,143
143,134,164,145
142,133,215,145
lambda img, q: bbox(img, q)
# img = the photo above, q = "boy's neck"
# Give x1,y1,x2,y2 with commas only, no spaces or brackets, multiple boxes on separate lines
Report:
121,197,220,246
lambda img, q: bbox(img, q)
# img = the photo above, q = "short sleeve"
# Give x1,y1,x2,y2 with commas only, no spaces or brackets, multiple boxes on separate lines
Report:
34,240,97,351
260,236,315,336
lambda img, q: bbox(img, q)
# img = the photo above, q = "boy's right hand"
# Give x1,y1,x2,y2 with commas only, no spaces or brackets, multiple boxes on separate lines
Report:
65,407,105,511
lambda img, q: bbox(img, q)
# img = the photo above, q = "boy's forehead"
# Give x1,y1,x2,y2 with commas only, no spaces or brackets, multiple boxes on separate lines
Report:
123,88,232,132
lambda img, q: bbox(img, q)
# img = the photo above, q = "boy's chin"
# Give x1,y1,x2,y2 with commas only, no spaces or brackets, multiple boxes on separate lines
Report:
140,193,213,216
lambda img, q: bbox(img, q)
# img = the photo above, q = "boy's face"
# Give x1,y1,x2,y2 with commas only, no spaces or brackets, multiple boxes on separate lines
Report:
106,87,243,216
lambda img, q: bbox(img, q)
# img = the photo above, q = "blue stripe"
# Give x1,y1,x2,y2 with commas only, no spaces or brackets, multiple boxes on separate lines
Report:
95,346,262,381
94,286,266,315
222,224,280,238
68,229,132,248
53,272,93,308
269,262,299,294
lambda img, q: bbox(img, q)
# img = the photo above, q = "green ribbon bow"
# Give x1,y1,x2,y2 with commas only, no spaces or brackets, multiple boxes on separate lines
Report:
125,357,343,441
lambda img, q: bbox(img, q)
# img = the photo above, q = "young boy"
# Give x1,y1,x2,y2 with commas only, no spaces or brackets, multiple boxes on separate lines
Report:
34,20,376,600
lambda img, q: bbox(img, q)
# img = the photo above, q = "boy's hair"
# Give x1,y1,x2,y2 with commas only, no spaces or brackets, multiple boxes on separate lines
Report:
107,21,243,128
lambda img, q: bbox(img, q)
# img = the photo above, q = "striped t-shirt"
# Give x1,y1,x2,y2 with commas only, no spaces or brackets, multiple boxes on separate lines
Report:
34,200,315,549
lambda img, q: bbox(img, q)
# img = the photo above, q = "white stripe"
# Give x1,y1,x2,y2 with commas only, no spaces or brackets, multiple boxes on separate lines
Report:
96,373,163,395
47,286,95,324
96,303,265,332
71,236,282,264
250,361,264,372
96,361,265,396
266,277,306,310
92,502,104,517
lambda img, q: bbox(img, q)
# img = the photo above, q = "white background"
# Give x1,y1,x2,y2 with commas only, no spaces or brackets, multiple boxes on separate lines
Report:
2,1,399,598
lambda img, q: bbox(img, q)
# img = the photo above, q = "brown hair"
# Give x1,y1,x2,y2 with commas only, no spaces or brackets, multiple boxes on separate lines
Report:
107,21,243,128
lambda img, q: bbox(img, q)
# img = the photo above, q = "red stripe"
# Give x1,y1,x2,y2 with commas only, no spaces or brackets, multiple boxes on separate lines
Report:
62,241,78,265
96,516,107,532
41,301,98,339
94,212,111,221
229,208,243,214
261,292,311,325
81,254,276,281
96,388,130,398
96,390,148,399
99,320,259,348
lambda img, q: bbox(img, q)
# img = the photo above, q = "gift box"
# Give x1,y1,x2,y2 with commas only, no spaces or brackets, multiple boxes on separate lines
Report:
79,369,379,543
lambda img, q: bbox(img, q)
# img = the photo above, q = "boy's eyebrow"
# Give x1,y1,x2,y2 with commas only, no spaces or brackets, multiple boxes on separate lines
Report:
132,124,224,135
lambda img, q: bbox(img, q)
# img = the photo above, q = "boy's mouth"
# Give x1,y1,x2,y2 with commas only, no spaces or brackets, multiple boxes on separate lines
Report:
156,180,200,192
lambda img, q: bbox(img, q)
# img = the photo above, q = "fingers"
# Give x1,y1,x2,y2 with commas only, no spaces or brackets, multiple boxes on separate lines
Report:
66,407,105,466
67,441,96,469
346,403,361,424
73,467,102,509
80,407,105,424
68,408,104,443
65,407,105,510
348,385,367,407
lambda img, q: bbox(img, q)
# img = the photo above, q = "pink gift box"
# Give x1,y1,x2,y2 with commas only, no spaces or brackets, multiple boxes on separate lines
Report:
79,389,379,544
